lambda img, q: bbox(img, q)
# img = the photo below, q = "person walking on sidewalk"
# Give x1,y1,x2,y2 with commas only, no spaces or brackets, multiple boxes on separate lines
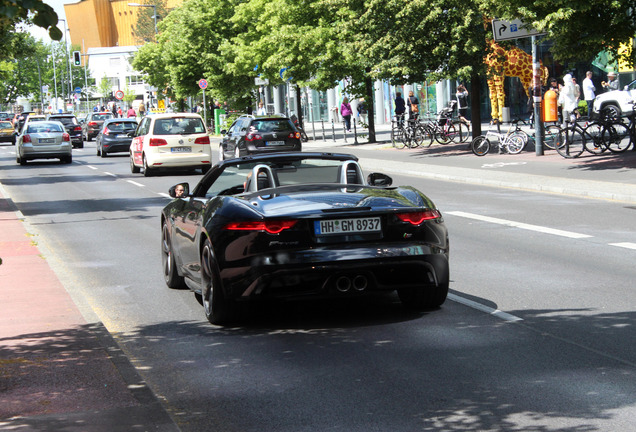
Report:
341,97,353,132
395,92,406,126
456,84,470,126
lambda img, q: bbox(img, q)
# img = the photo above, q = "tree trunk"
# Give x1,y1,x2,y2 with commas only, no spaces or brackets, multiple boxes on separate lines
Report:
365,73,376,143
470,70,481,138
296,85,303,128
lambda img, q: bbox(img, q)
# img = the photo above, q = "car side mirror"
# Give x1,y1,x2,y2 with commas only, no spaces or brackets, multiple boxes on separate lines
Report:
169,183,190,198
367,172,392,187
220,129,227,135
624,85,629,91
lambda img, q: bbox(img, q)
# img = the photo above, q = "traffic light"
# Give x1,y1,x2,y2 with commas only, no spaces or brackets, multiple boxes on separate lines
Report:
73,51,81,66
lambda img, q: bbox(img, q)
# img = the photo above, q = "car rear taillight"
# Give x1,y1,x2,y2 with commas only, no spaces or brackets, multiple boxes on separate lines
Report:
194,136,210,144
62,133,70,142
246,133,262,141
289,132,300,139
397,210,441,225
73,126,81,132
224,220,298,234
23,135,31,143
88,121,98,127
149,138,168,146
103,127,110,135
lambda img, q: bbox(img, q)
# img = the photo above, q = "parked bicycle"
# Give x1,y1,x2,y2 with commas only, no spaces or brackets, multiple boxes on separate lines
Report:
470,119,529,156
554,110,631,158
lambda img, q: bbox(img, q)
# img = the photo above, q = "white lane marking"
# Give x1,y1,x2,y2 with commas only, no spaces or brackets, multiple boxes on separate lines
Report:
448,293,523,322
104,171,117,177
482,162,528,168
127,180,145,187
446,210,592,239
609,242,636,250
86,165,98,170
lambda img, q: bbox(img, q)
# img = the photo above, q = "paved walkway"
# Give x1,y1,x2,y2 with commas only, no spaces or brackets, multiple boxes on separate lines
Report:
0,184,178,431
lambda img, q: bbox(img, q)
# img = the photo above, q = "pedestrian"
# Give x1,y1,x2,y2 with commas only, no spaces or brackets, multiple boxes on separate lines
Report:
357,98,368,125
112,104,118,118
117,106,123,117
394,91,406,126
127,106,136,118
456,84,470,126
582,71,596,115
559,74,578,125
138,102,146,118
602,71,619,92
571,77,581,117
256,101,267,115
340,97,353,132
407,90,419,120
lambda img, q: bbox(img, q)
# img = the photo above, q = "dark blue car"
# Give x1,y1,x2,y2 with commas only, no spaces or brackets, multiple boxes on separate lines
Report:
95,118,138,157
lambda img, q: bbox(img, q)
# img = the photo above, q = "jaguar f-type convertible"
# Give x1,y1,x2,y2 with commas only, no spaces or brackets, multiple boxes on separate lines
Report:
161,152,449,325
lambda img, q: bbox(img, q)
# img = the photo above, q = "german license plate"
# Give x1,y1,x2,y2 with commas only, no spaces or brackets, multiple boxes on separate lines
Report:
117,134,129,138
266,140,285,146
39,138,55,143
314,217,381,236
171,146,191,153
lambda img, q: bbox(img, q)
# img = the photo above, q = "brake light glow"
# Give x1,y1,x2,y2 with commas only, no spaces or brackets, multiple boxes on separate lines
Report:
396,210,441,225
23,135,31,143
289,132,300,139
62,133,70,142
149,138,168,146
194,136,210,144
88,121,98,127
73,126,82,132
224,220,298,234
103,127,110,135
246,133,262,141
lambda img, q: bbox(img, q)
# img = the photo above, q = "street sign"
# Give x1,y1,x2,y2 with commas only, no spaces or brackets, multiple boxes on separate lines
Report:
115,90,124,100
255,77,269,86
491,19,546,41
198,79,208,89
74,86,82,94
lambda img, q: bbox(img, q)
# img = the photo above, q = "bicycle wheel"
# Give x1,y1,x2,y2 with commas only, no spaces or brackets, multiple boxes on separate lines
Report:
582,123,606,155
602,122,631,153
543,125,562,150
471,135,490,156
453,121,470,143
556,126,585,158
392,126,406,149
417,124,434,147
505,135,526,154
436,123,456,144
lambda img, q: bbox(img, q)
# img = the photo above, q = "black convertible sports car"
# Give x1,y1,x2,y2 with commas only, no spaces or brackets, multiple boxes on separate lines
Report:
161,152,449,325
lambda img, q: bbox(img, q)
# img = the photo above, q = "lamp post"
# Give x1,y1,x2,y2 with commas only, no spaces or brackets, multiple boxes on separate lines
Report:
58,19,72,109
128,3,157,36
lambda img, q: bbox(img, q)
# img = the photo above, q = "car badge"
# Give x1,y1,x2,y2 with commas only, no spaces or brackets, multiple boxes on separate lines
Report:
179,139,184,145
273,133,277,139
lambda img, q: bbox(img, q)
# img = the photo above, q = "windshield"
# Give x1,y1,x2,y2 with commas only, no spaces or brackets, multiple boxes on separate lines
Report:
27,122,64,133
106,121,137,132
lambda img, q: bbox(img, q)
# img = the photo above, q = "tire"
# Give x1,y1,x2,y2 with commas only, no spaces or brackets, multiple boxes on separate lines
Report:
418,125,434,147
435,122,456,144
77,142,84,149
96,143,101,156
143,154,153,177
201,239,235,325
398,282,449,311
162,222,186,289
17,156,26,165
453,121,470,143
506,134,526,154
86,132,92,142
602,122,631,153
582,123,606,154
392,127,406,149
600,104,620,123
556,126,585,158
543,125,562,150
234,145,241,159
130,156,140,173
64,155,72,164
471,135,490,156
218,145,225,161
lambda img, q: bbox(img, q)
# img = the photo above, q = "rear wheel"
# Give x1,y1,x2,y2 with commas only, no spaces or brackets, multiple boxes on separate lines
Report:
201,239,235,325
471,135,490,156
602,122,631,153
582,123,606,154
435,122,456,144
543,125,562,150
17,156,26,165
130,156,140,173
143,154,153,177
556,126,585,158
398,282,449,311
453,121,470,143
392,127,407,149
600,104,620,123
96,143,101,156
162,222,186,289
505,134,526,154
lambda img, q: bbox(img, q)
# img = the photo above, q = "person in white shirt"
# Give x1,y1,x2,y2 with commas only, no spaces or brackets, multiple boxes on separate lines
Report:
256,101,267,115
582,71,596,115
560,74,578,125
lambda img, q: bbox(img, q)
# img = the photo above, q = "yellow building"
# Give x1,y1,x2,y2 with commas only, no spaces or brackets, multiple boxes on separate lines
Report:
65,0,182,51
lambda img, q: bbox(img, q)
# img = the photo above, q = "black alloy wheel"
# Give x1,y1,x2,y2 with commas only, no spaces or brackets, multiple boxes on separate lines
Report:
201,239,234,325
162,222,186,289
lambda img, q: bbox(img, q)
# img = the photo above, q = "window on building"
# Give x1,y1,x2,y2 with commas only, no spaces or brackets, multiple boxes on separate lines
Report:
127,75,146,86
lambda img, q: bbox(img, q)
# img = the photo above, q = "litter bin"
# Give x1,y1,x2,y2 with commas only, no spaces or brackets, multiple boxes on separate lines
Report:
502,107,510,123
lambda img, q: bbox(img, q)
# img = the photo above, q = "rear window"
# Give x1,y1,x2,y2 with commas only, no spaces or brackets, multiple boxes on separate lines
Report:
106,121,137,132
249,119,295,133
28,122,64,133
50,117,77,126
152,117,205,135
92,114,113,121
0,121,13,128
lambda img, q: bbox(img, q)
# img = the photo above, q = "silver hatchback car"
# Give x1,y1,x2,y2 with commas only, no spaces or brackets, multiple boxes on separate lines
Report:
16,120,73,165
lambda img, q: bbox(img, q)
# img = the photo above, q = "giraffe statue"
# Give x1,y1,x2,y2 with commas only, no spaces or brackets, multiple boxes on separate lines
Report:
485,39,548,122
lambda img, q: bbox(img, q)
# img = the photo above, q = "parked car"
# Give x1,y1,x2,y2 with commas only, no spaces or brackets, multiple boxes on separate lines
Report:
15,120,72,165
96,118,138,157
0,121,17,144
160,152,449,325
219,114,302,160
47,113,83,148
80,112,114,141
0,112,14,122
16,112,36,131
592,79,636,121
129,113,212,176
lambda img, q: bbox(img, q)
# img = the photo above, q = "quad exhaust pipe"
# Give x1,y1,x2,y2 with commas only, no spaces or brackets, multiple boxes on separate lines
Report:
335,274,368,293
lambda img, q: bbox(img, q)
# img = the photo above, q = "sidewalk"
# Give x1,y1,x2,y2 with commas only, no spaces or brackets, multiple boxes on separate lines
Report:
0,185,179,431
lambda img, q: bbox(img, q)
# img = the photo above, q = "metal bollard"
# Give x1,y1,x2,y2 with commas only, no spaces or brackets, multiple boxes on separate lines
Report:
353,118,358,145
321,120,326,142
311,119,316,141
331,120,336,142
343,123,347,143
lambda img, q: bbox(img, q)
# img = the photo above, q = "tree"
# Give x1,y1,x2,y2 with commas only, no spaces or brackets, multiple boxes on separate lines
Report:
98,75,112,105
0,0,62,48
131,0,167,44
0,33,49,106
